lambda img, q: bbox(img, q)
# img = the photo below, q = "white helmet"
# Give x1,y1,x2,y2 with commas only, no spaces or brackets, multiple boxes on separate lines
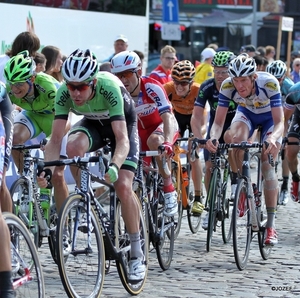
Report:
111,51,141,73
62,49,99,82
228,53,257,77
266,60,287,79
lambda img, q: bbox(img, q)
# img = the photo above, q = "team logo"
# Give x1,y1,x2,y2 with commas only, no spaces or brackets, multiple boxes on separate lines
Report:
265,82,278,91
221,81,233,90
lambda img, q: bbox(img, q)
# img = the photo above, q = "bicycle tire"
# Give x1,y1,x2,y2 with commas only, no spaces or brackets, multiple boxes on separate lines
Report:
232,180,252,271
155,191,175,270
115,194,149,295
10,178,39,249
56,194,105,298
171,163,183,240
206,168,218,252
221,163,233,243
48,203,58,264
187,179,202,234
4,212,45,298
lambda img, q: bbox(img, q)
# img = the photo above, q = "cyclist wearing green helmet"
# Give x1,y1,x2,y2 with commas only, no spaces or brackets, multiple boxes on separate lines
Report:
191,51,238,230
4,50,70,239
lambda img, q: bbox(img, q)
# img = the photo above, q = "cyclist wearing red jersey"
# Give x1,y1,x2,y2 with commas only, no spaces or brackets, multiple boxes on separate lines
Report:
111,51,179,217
163,60,204,215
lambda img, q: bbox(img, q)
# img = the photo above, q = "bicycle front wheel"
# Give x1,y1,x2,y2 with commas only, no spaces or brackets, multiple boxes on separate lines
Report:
187,179,202,234
115,194,149,295
232,180,252,271
4,212,45,298
155,191,175,270
56,194,105,298
206,168,218,252
10,178,39,249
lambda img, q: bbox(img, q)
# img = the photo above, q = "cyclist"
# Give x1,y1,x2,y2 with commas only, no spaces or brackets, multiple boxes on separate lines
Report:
111,50,179,217
282,82,300,202
4,50,69,224
37,49,146,283
0,115,14,298
191,51,238,229
163,60,204,215
0,82,13,214
266,60,294,205
206,54,284,246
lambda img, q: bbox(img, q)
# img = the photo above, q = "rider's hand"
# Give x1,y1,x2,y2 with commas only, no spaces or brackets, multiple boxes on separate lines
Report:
205,138,218,153
105,163,119,183
37,168,52,188
162,141,174,158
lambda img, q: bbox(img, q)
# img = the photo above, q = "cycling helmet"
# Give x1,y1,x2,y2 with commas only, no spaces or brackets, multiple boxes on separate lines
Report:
228,54,257,77
111,51,141,73
171,60,195,81
266,60,287,79
4,50,36,82
212,51,236,67
62,49,98,82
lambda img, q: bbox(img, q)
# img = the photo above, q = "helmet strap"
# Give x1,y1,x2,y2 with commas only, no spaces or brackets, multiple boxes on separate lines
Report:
24,79,34,99
130,74,140,96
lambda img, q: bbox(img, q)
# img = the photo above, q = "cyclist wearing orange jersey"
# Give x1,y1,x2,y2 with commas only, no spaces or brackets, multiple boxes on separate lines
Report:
163,60,204,214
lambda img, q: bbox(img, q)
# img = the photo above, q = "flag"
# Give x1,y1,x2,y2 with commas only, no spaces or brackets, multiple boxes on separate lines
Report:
26,12,35,33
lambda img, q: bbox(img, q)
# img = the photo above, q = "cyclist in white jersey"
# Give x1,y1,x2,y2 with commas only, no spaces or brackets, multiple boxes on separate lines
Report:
206,54,284,246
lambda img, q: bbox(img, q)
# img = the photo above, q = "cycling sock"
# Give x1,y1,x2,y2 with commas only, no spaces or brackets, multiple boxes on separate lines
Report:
129,233,143,259
281,176,289,190
0,271,13,292
163,176,174,193
292,171,300,182
266,207,276,228
194,190,202,203
231,172,238,185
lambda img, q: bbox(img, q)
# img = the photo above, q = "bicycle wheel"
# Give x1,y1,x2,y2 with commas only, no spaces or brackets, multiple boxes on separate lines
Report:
4,212,45,298
187,178,202,233
222,164,233,243
115,194,149,295
171,162,183,240
10,178,39,248
232,180,252,271
56,194,105,298
206,168,218,252
155,190,175,270
48,203,58,263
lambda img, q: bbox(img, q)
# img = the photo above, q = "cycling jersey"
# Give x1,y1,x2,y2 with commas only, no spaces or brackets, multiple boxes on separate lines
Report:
0,82,13,167
281,76,294,99
149,65,172,85
285,82,300,112
7,72,60,114
55,71,138,170
164,81,199,115
219,72,282,114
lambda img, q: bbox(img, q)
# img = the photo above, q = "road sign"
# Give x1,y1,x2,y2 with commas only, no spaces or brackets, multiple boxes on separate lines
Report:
162,0,179,23
161,23,181,41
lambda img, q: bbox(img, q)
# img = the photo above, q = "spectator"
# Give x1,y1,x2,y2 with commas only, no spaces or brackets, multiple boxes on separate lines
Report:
149,45,177,84
133,50,145,65
194,47,216,85
207,43,218,51
290,58,300,83
34,52,46,73
0,31,40,83
253,55,269,71
103,34,128,62
256,46,266,57
240,44,259,57
41,45,64,82
99,62,111,72
265,45,276,62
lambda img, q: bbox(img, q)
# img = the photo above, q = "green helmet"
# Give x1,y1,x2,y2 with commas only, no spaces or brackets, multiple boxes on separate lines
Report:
212,51,236,67
4,50,36,83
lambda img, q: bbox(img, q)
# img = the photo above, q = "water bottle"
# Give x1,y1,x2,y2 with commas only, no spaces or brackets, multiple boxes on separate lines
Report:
182,166,189,188
40,188,51,219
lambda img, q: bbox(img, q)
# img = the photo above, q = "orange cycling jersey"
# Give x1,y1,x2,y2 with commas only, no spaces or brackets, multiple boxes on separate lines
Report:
163,81,200,115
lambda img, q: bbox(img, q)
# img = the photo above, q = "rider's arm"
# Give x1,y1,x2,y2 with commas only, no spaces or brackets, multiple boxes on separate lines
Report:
161,112,177,143
191,106,205,139
209,105,228,140
283,106,295,136
268,106,284,144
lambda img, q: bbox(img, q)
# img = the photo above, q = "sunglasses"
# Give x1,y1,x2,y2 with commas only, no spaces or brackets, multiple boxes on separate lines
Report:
164,57,176,61
213,70,228,76
115,70,136,79
295,64,300,67
173,80,191,86
66,81,93,92
8,81,27,88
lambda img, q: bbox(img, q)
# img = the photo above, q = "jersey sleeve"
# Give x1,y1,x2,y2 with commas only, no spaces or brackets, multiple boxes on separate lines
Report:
55,84,72,120
194,80,209,108
218,79,234,108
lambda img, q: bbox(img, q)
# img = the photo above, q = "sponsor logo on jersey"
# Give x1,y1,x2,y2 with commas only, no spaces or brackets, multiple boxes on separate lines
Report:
99,86,117,107
221,81,233,90
57,90,70,106
145,87,162,107
265,82,278,91
35,84,46,94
